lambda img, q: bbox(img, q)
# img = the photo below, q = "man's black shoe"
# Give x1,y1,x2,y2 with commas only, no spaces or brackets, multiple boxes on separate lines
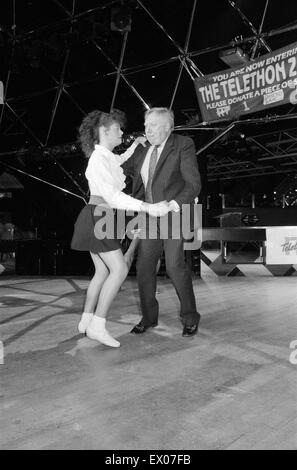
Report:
182,324,198,337
130,322,157,334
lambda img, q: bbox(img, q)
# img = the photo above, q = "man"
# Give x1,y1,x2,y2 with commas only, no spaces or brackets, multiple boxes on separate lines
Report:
124,107,201,337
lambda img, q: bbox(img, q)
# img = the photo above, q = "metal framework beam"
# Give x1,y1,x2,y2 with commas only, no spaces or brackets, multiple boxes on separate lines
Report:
1,0,297,185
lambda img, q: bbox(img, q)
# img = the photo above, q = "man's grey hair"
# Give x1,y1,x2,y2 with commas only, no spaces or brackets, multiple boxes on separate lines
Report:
145,107,174,130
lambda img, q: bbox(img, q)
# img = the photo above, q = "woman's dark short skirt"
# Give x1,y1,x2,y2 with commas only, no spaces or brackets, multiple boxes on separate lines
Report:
71,204,122,253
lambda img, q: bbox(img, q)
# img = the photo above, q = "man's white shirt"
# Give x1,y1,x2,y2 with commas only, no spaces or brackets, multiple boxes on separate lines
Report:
140,136,180,212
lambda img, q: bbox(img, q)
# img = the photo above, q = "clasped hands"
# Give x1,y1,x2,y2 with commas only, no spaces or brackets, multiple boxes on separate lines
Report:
142,200,177,217
149,200,171,217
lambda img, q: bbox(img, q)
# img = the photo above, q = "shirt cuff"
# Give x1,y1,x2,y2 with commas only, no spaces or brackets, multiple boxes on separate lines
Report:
169,200,180,212
129,142,137,151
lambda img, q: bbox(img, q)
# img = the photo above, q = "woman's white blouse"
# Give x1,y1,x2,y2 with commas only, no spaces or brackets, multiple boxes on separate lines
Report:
85,142,143,211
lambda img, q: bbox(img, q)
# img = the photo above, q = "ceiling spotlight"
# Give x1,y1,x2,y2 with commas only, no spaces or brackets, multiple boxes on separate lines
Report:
111,7,132,32
219,47,249,68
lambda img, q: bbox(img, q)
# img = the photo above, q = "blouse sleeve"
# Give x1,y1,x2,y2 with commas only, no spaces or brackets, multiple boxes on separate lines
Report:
114,141,137,165
86,153,143,212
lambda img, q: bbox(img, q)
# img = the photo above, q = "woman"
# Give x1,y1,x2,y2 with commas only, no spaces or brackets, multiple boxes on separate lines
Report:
71,110,169,348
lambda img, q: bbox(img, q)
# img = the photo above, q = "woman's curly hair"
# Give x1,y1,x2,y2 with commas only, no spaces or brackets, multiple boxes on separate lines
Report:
78,109,126,158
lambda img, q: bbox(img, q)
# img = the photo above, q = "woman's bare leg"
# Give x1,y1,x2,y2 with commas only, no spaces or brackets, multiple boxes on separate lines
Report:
94,248,128,318
78,252,109,333
83,252,109,313
123,234,140,271
86,249,128,347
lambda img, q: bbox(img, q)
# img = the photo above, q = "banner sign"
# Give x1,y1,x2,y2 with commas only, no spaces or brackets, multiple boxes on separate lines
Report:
194,42,297,122
266,227,297,265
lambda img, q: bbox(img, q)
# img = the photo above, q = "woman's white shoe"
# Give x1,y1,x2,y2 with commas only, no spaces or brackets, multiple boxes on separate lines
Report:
78,312,94,334
77,312,94,334
86,316,120,348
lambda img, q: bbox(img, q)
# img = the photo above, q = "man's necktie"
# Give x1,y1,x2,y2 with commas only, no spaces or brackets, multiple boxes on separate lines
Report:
145,145,159,203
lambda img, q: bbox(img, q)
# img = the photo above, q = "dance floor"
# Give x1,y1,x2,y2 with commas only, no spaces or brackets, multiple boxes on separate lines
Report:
0,272,296,450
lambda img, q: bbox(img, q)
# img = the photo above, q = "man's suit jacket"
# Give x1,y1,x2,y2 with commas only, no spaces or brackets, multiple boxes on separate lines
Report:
123,133,201,207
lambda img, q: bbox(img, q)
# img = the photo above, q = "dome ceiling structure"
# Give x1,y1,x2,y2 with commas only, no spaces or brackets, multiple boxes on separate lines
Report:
0,0,297,188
